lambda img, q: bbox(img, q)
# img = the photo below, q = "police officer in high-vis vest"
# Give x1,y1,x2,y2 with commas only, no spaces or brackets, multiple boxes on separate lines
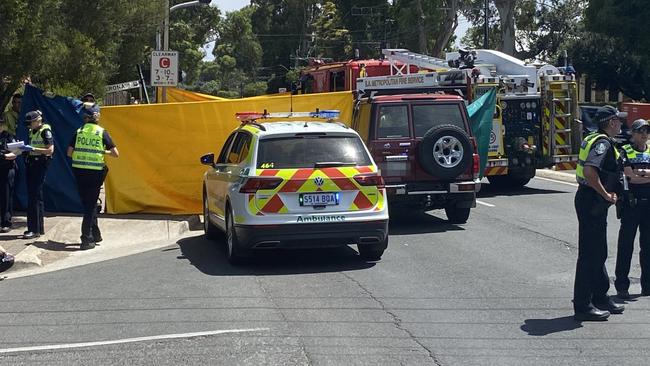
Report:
67,103,118,250
615,119,650,299
573,105,627,321
22,110,54,239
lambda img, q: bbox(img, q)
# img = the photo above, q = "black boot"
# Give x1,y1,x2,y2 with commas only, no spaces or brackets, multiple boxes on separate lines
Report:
594,298,625,314
574,308,610,321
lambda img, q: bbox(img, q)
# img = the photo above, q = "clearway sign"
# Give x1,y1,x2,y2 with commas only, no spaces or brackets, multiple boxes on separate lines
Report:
105,80,140,93
151,50,179,87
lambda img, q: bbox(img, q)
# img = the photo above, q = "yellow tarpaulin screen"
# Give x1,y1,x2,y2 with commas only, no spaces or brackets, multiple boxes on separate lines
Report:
101,91,354,214
158,87,227,102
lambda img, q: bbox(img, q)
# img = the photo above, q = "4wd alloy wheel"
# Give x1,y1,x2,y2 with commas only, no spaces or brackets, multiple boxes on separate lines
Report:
433,136,463,168
418,124,472,179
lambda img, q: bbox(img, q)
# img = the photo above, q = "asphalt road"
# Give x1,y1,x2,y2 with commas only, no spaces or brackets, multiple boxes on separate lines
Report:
1,177,649,366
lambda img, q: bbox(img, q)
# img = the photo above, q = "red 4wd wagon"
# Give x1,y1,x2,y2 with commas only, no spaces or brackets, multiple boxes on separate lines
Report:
352,92,480,224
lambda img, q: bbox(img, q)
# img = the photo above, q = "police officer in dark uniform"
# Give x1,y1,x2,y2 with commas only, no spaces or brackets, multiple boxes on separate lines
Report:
615,119,650,299
0,115,17,233
573,105,627,321
67,103,119,250
22,110,54,239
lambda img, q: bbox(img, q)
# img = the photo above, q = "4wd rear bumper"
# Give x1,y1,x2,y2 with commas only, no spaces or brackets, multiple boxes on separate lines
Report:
386,181,478,210
234,220,389,250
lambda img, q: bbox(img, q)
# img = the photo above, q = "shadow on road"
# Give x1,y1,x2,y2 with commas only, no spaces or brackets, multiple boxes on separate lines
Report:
478,183,566,199
389,211,465,236
520,316,582,336
176,234,375,276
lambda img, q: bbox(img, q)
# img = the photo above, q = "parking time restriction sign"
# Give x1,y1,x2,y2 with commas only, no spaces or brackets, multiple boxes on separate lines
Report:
151,51,179,87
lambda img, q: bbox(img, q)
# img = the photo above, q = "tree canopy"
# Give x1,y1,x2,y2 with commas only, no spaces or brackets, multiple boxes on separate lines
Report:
2,0,646,106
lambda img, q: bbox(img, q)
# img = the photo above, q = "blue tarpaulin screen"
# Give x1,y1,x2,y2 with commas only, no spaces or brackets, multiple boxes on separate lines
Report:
17,85,83,212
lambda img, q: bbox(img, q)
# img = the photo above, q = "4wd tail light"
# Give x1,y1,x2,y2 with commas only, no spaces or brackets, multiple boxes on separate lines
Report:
354,174,385,189
472,154,480,180
239,177,283,193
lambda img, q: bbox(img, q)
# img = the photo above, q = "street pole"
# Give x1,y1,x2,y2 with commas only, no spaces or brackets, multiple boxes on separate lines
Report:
483,0,489,49
162,0,170,103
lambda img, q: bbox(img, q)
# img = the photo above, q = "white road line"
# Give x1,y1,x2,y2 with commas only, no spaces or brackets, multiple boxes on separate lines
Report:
0,328,270,354
534,176,579,187
476,200,495,207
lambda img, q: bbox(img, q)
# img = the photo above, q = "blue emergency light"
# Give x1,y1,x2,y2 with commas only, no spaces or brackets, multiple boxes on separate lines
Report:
310,110,340,119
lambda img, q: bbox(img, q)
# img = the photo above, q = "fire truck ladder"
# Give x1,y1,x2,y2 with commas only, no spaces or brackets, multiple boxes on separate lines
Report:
542,75,579,167
382,49,449,76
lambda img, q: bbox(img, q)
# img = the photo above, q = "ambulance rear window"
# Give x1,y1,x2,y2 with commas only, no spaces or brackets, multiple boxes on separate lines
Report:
257,135,371,169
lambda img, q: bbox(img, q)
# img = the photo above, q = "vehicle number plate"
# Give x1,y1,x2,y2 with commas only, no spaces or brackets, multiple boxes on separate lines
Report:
300,192,339,206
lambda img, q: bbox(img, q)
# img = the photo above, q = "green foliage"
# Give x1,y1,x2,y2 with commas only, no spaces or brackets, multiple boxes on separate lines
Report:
312,2,352,60
333,0,390,59
460,0,586,61
170,2,221,84
568,0,650,100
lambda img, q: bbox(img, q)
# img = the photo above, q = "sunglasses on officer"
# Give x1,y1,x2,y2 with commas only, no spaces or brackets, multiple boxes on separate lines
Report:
633,127,650,134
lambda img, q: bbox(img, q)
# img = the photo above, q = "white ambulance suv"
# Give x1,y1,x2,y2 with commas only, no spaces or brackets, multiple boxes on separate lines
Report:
201,111,389,264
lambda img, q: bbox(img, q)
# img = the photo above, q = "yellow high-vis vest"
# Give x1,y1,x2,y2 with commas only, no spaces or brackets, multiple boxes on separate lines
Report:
576,132,619,185
28,124,52,156
72,123,105,170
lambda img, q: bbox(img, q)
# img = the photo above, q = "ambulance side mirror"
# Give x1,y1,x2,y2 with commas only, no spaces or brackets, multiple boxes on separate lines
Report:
200,153,215,167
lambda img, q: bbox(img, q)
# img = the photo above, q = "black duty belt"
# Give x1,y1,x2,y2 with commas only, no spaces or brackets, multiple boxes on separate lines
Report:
26,156,51,162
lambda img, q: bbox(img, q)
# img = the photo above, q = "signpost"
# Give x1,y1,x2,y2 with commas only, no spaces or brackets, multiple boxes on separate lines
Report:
151,51,179,87
105,80,140,93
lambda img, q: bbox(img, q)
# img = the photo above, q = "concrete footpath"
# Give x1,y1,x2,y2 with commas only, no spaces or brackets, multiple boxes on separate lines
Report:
0,213,201,279
535,168,576,184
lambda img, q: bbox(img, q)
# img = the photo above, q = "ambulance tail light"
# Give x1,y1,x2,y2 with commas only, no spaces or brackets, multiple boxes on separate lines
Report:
354,173,385,189
239,177,283,193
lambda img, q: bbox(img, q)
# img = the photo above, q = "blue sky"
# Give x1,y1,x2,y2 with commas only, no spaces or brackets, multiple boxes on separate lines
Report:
203,1,470,61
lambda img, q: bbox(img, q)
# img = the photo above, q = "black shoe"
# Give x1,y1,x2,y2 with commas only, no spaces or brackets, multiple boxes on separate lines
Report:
594,299,625,314
0,227,10,234
93,235,103,243
23,232,40,240
80,242,95,250
23,230,30,235
617,290,631,300
574,308,610,321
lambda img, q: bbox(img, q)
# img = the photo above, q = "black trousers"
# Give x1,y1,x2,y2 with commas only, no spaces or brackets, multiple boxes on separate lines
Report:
615,199,650,293
573,186,611,312
0,166,15,227
26,159,49,234
73,168,106,241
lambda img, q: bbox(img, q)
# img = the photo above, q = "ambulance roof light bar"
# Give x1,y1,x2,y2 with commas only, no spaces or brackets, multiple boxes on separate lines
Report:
235,109,341,122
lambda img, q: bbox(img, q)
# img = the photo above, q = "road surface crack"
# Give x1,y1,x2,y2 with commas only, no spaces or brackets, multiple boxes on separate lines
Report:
341,272,444,366
255,276,313,365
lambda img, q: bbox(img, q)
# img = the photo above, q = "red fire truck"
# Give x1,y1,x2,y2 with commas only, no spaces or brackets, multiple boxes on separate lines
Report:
299,49,580,188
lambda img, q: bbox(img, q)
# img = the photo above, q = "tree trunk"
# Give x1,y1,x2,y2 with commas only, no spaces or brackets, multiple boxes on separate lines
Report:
431,0,459,58
415,0,428,54
494,0,516,55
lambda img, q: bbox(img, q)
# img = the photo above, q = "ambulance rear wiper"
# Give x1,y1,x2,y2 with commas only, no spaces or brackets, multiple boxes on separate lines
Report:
314,162,356,168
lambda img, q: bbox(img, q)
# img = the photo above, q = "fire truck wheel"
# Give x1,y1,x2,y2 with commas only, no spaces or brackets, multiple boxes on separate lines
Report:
418,124,472,179
487,174,531,189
